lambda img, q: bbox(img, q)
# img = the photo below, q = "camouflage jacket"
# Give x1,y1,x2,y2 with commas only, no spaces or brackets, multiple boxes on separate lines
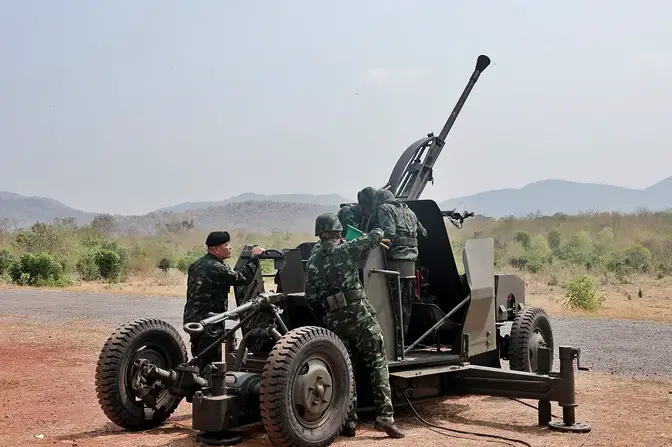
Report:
183,253,255,325
304,229,384,318
372,189,427,260
337,205,360,235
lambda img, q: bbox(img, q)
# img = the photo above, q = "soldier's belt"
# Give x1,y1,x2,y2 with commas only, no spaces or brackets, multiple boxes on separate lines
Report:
325,289,365,312
394,236,417,247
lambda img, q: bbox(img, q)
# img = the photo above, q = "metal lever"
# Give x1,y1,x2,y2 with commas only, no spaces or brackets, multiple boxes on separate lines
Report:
573,347,589,371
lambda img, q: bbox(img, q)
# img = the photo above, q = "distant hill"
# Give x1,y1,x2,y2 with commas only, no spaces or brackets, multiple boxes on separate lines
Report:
0,191,96,227
438,177,672,217
115,201,337,235
157,193,352,213
0,191,341,234
2,176,671,234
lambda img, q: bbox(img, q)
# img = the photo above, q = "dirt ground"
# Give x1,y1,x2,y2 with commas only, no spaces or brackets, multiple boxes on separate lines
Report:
1,317,670,447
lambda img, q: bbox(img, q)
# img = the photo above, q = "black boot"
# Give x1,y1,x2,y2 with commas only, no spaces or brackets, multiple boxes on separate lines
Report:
341,421,356,437
374,420,405,438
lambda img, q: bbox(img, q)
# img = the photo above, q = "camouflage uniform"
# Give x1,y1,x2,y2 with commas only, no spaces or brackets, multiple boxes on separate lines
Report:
305,213,404,438
372,189,427,352
183,252,255,369
336,186,377,235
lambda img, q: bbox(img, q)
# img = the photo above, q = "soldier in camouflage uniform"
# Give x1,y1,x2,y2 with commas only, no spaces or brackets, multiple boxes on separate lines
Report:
304,213,405,439
183,231,262,369
336,186,377,236
371,189,427,353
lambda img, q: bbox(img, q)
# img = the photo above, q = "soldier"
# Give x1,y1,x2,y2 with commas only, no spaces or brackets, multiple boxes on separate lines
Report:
371,189,427,351
336,186,377,235
183,231,263,369
304,212,405,439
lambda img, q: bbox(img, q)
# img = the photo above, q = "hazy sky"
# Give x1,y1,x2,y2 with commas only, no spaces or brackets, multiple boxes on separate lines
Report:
1,1,670,215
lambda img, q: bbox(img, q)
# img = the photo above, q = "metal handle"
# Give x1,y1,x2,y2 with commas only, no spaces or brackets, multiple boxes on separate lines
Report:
183,322,204,335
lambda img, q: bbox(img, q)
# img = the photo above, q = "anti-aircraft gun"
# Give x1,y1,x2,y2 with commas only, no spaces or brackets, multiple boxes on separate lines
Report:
94,55,593,447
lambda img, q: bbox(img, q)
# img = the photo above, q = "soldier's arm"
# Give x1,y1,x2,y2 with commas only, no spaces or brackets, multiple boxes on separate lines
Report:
213,261,255,286
417,216,428,238
342,228,384,261
376,206,396,239
304,263,325,318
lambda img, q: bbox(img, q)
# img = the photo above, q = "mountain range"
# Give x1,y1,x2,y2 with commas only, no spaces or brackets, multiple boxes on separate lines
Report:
1,176,670,235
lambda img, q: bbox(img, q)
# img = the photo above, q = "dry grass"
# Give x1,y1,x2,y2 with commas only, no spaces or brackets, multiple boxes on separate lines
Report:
524,275,672,322
0,317,670,447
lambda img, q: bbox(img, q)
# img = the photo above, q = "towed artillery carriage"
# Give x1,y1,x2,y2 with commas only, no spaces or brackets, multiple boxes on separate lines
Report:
95,55,592,446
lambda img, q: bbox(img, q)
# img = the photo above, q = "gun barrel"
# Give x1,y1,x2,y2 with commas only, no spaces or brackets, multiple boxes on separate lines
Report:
387,54,491,201
436,55,491,144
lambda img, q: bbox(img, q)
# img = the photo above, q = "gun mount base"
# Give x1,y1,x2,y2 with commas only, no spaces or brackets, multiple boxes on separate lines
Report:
548,420,592,433
196,431,243,446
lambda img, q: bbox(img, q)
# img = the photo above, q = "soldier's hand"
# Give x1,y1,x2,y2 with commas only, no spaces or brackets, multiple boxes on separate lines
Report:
251,246,264,255
382,238,391,245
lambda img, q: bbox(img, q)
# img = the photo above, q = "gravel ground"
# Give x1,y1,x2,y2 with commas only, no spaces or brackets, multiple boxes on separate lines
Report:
2,288,671,381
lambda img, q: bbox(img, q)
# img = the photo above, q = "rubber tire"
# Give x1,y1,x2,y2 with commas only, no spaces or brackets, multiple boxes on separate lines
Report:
259,326,354,447
509,307,554,372
94,318,188,430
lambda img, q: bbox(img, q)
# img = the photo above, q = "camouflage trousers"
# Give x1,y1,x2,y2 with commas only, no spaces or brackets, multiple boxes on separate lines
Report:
389,276,417,352
324,300,394,425
189,334,222,370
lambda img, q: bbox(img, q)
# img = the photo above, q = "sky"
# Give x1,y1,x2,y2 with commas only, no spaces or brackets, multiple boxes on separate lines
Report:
1,1,671,215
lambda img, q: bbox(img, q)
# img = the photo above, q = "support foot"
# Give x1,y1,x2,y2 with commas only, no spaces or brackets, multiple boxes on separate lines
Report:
547,421,592,433
196,430,243,445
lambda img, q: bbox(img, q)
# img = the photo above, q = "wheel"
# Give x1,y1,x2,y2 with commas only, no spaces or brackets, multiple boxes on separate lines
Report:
259,326,354,447
509,307,554,372
94,318,188,430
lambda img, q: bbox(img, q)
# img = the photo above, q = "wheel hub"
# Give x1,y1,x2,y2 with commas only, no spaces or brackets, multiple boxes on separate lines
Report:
293,358,334,425
128,346,168,407
528,330,546,372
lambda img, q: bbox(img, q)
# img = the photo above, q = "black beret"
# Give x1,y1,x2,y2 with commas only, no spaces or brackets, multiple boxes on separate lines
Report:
205,231,230,247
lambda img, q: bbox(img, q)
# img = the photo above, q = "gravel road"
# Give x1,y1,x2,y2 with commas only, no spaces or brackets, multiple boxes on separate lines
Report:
2,288,671,381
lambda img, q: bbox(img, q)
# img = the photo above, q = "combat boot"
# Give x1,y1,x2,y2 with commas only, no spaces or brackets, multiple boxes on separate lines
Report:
373,420,405,438
341,420,356,437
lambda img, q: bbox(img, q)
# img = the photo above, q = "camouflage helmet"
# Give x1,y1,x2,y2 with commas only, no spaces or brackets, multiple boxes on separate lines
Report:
314,212,343,236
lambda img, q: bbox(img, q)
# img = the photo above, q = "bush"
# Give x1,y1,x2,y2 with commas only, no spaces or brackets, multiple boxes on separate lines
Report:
513,231,532,249
99,240,129,281
75,251,100,281
546,228,562,254
559,231,598,269
176,248,203,273
8,252,68,286
564,274,604,311
508,235,553,273
0,248,14,275
157,257,173,272
95,249,122,282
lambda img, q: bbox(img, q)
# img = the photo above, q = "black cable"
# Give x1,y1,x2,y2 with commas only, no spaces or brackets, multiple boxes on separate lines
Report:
577,430,591,447
403,389,533,447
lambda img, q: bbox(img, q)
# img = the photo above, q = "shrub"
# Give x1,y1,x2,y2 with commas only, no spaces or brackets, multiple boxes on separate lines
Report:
8,252,68,286
564,274,604,311
95,249,122,282
157,257,173,272
176,248,203,273
513,231,532,249
559,231,598,269
546,228,562,254
0,248,14,275
99,240,129,281
75,251,100,281
508,235,553,273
